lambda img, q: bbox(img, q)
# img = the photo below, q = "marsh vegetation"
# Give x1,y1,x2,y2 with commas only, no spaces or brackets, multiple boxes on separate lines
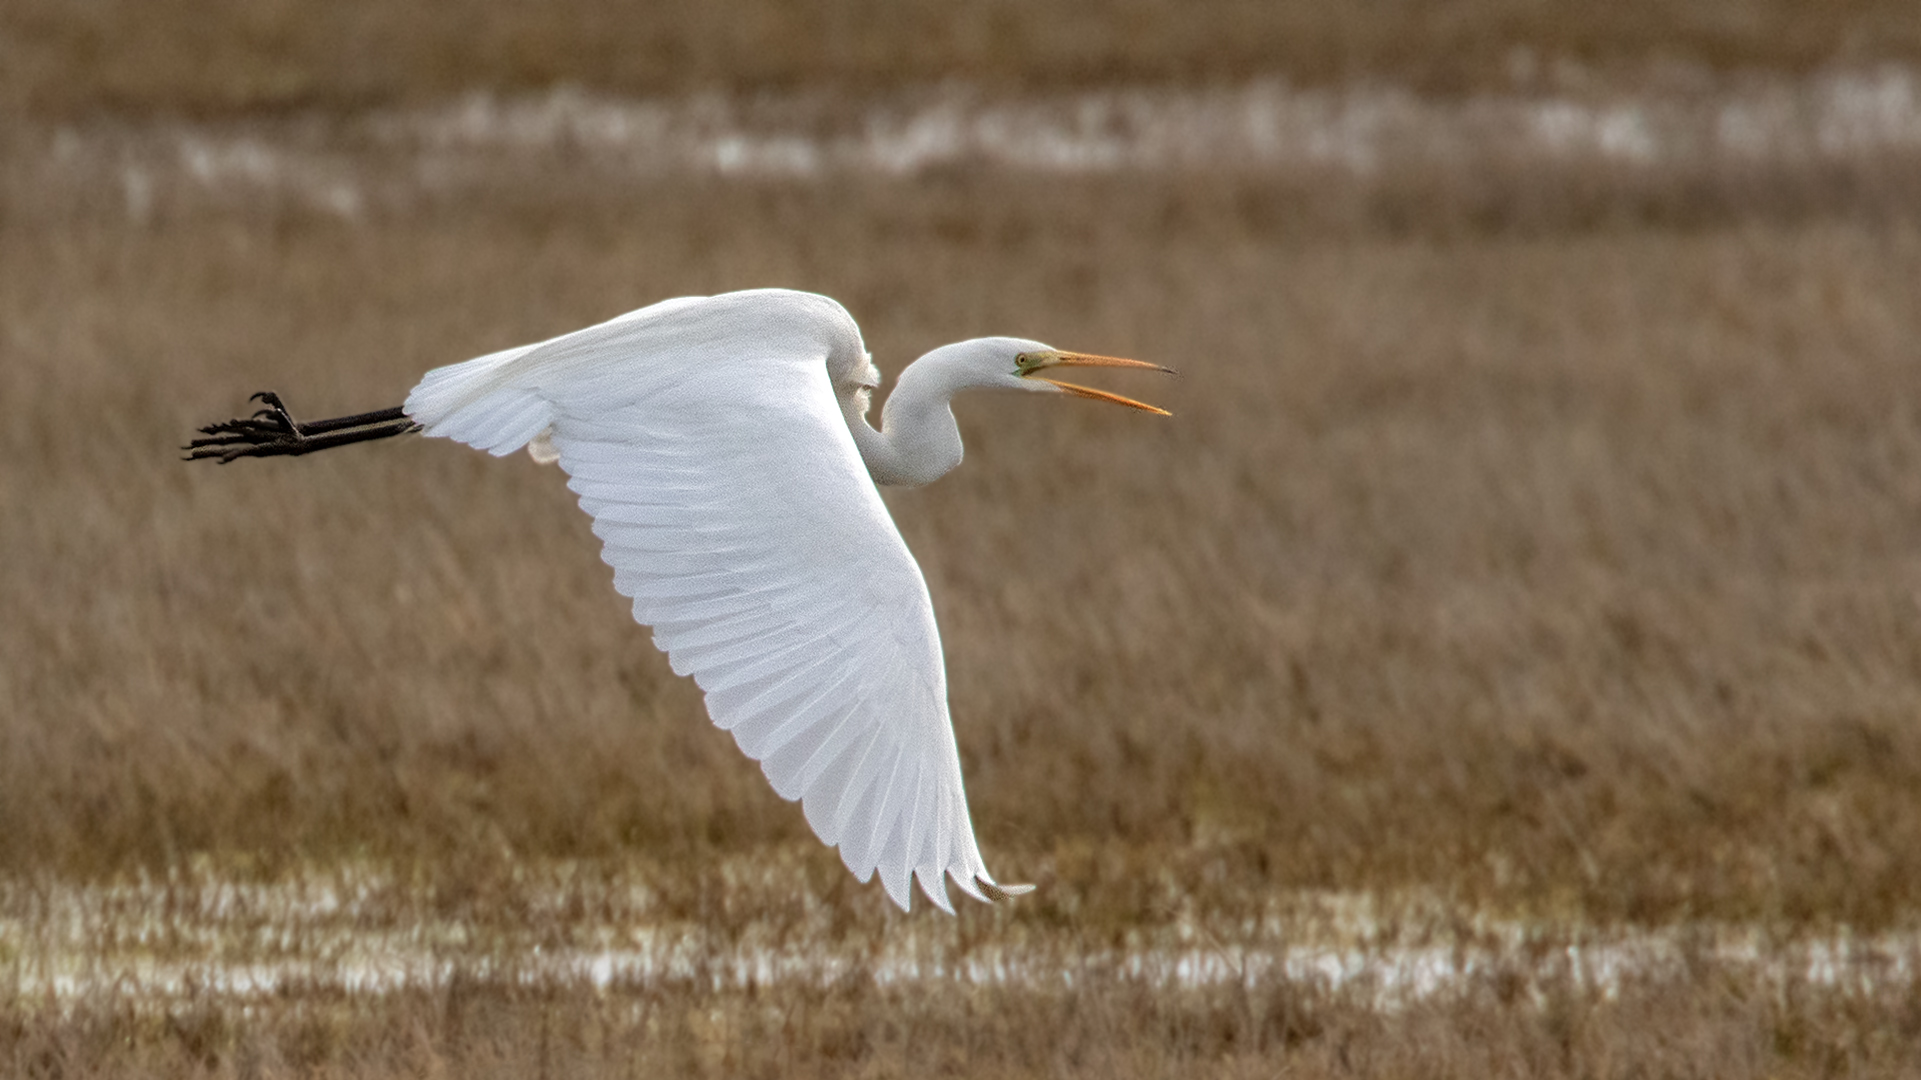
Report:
4,2,1921,1075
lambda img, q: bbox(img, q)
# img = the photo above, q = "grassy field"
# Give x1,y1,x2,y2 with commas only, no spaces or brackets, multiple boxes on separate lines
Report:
8,0,1921,117
5,2,1921,1075
7,178,1921,918
5,172,1921,1073
13,963,1921,1078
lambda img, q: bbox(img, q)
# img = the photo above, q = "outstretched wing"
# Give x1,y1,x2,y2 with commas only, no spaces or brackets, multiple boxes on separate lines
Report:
403,291,1004,911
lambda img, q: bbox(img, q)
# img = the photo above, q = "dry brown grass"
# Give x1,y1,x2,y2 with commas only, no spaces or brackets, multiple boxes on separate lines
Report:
7,0,1921,118
10,965,1921,1079
5,173,1921,931
7,5,1921,1068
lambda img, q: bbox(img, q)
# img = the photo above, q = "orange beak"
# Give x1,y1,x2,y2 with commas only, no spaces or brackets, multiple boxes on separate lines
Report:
1014,351,1176,416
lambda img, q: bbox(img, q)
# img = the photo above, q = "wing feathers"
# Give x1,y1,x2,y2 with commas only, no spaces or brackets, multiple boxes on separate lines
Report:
877,836,913,909
696,637,830,695
803,724,883,843
704,649,838,723
406,290,1006,912
837,745,899,877
727,666,862,759
655,610,792,654
762,702,867,800
856,750,908,877
919,866,956,914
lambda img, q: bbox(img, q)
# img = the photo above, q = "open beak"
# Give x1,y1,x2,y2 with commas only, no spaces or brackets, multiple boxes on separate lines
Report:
1015,351,1176,416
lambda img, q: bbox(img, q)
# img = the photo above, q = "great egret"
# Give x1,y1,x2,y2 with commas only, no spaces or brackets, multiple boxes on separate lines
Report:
187,288,1171,912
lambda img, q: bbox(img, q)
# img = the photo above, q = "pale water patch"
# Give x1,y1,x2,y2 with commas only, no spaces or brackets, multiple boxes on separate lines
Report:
1,863,1912,1010
369,67,1921,178
9,67,1921,221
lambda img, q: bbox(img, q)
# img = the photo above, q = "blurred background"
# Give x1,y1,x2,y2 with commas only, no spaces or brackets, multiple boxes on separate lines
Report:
4,3,1921,1072
7,0,1921,912
6,0,1921,111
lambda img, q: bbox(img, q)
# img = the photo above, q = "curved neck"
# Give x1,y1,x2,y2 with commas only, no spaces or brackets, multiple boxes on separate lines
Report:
844,350,973,487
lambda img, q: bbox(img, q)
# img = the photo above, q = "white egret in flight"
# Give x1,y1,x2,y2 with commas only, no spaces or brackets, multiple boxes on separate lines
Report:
187,288,1172,912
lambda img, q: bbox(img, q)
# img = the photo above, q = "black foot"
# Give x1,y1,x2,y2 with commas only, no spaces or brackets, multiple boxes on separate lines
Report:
184,393,419,463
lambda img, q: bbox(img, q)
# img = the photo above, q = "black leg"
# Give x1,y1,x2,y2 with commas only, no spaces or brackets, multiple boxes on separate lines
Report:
185,392,421,463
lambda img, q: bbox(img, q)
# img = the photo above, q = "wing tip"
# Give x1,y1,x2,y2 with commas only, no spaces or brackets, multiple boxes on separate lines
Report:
977,877,1036,903
917,867,957,914
878,861,913,911
868,868,1035,912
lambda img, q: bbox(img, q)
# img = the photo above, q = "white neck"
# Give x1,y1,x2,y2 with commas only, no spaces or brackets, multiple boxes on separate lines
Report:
838,336,1054,487
844,349,973,487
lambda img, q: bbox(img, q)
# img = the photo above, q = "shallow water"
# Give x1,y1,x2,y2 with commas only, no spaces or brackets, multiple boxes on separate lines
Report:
10,68,1920,221
2,864,1912,1009
374,68,1921,177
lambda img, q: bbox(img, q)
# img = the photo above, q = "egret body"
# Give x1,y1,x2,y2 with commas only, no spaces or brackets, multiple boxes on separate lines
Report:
188,288,1170,912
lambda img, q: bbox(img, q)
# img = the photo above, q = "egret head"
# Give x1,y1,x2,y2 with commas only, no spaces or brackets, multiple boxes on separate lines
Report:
853,335,1175,486
921,336,1174,414
1010,347,1175,415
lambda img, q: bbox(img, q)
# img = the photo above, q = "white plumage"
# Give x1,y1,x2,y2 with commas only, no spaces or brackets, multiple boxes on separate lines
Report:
270,289,1167,912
